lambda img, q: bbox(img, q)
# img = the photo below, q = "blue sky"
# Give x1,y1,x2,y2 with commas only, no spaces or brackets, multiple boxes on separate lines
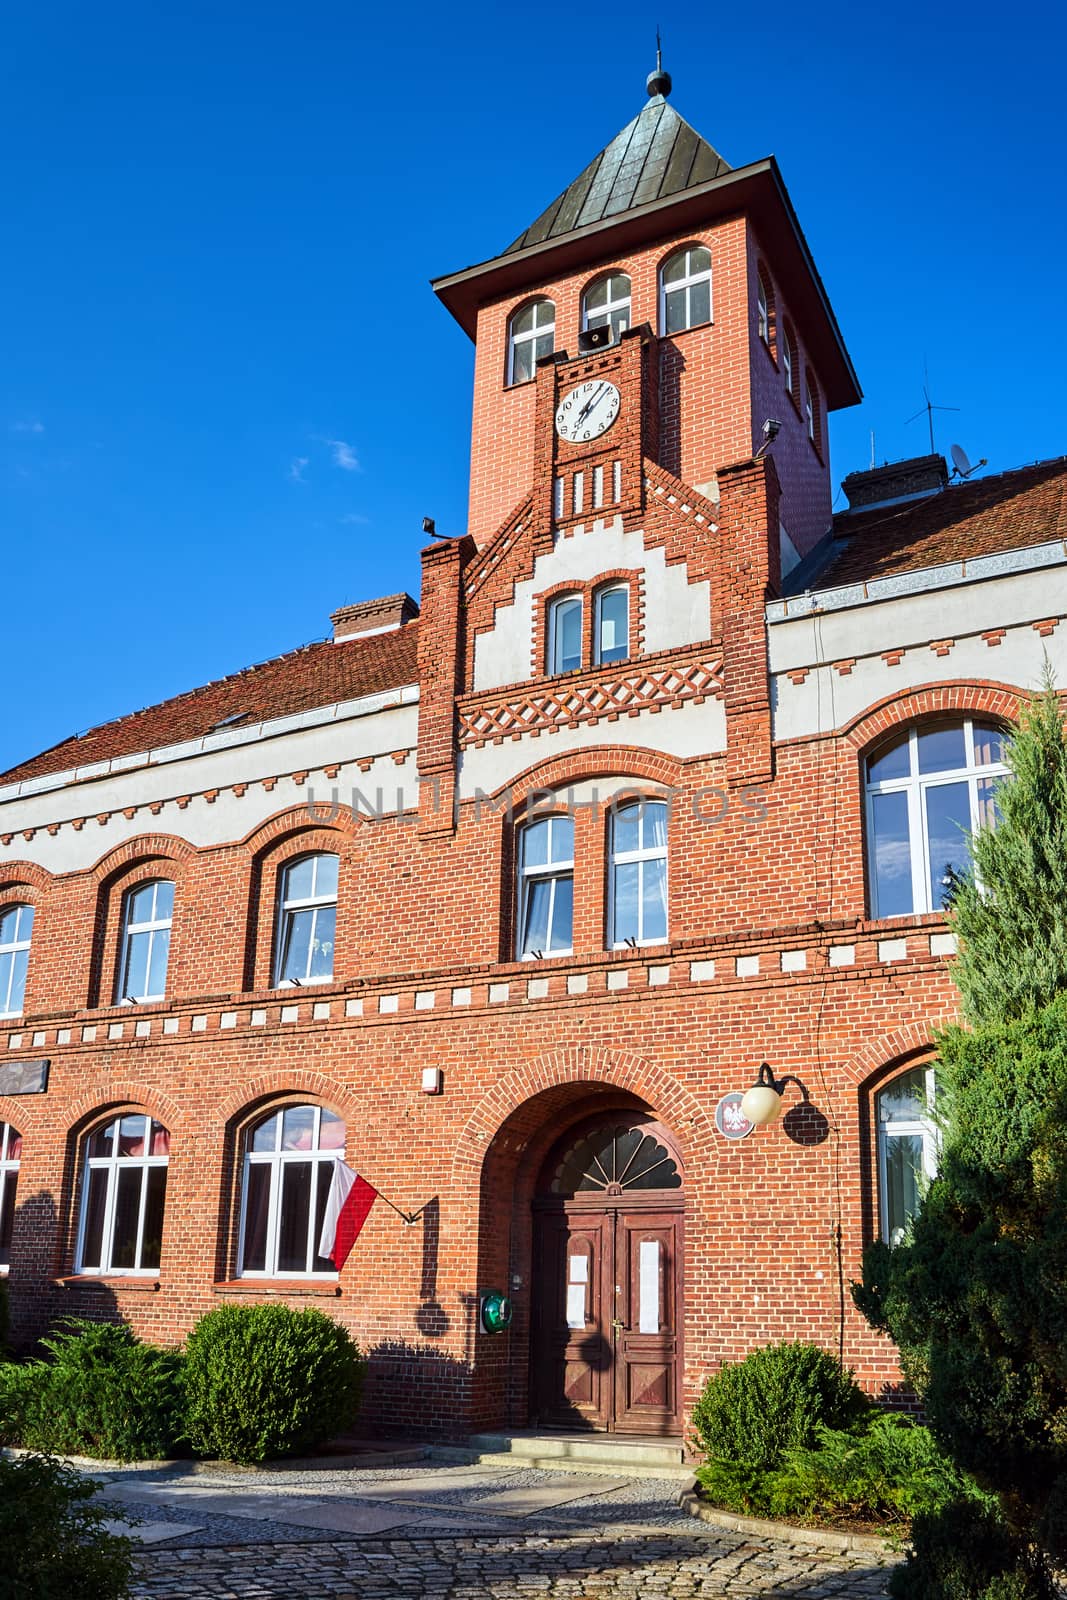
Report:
2,2,1062,775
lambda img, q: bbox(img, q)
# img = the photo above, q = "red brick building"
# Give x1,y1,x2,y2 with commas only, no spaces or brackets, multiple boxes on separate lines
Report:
2,69,1066,1442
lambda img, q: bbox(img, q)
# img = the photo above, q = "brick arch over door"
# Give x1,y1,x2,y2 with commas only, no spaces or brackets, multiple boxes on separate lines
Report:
452,1045,716,1187
455,1048,716,1432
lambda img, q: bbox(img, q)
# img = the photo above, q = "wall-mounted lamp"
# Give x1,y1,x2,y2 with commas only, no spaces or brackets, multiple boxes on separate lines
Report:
740,1061,810,1127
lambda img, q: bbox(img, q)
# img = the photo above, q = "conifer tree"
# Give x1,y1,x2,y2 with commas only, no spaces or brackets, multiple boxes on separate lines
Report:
854,674,1067,1600
948,667,1067,1025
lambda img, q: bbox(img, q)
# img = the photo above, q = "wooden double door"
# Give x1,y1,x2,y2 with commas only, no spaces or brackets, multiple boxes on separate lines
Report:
531,1200,683,1434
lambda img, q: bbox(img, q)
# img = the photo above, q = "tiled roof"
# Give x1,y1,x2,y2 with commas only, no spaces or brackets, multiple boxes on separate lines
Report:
818,458,1067,589
0,623,419,788
505,96,731,255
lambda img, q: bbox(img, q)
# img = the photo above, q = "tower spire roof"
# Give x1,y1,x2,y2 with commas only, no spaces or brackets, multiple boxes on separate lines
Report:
503,90,731,256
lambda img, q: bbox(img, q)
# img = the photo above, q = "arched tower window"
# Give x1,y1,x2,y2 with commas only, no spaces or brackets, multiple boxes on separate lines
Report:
508,298,556,386
582,273,632,342
660,246,711,334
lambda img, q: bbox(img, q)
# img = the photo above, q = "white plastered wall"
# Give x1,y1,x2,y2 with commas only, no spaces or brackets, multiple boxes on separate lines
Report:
472,515,712,691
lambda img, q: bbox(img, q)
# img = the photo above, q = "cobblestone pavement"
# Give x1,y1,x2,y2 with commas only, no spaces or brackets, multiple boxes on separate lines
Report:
130,1528,896,1599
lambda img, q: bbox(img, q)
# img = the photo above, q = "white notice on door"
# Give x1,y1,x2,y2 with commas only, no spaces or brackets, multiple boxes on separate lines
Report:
566,1283,586,1329
638,1239,660,1334
569,1254,588,1283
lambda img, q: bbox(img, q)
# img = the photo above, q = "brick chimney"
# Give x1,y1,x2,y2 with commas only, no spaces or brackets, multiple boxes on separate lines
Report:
331,593,418,642
841,453,949,512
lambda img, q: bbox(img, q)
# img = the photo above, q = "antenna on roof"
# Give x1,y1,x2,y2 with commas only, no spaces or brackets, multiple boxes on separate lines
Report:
647,27,672,98
905,365,959,453
949,443,988,480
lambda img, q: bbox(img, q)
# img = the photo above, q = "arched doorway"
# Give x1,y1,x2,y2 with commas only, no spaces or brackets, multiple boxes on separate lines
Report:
530,1112,684,1434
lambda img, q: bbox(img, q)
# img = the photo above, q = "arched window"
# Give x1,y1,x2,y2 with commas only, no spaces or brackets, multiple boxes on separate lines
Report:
877,1065,938,1245
0,904,33,1017
274,854,338,986
76,1113,170,1274
865,720,1009,918
545,1119,682,1195
757,271,771,346
239,1104,346,1277
594,584,629,665
546,594,583,675
609,800,668,947
116,881,173,1004
508,298,555,386
517,815,574,959
582,273,631,342
660,246,711,334
0,1122,21,1268
804,368,821,450
781,320,796,400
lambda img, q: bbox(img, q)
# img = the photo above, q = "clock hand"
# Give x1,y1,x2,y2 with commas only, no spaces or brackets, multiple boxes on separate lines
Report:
575,383,605,428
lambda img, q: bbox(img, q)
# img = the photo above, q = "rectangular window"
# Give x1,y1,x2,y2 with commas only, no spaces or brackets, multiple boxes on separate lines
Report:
610,801,668,947
518,815,574,958
595,587,629,666
548,597,583,675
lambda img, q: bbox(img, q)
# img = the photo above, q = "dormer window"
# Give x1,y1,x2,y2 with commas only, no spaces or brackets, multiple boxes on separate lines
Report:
594,585,629,665
660,246,711,334
508,298,555,386
547,595,583,675
582,273,632,343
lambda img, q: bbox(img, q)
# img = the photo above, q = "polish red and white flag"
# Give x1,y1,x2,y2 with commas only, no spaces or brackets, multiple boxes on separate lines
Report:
318,1160,377,1270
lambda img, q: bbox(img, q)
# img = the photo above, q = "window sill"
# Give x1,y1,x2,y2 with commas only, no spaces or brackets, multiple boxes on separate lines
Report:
54,1275,160,1293
212,1279,341,1298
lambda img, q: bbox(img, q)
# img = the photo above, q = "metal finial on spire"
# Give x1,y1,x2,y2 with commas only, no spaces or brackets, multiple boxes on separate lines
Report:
646,28,672,98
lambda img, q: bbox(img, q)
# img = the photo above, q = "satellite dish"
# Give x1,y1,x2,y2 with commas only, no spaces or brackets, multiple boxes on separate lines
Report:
950,443,973,476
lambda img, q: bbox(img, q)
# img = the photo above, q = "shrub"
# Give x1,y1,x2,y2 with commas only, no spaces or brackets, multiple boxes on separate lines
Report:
697,1414,988,1529
0,1318,183,1461
691,1340,869,1472
182,1303,364,1463
887,1500,1057,1600
0,1274,9,1354
0,1451,134,1599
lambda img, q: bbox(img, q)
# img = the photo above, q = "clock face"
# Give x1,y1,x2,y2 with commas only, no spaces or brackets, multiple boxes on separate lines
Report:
555,380,621,444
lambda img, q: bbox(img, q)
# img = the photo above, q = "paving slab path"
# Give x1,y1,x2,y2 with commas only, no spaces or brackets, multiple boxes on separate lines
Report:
81,1459,898,1599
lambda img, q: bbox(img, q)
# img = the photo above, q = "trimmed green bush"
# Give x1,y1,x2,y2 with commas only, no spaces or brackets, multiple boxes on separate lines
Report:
182,1303,364,1463
0,1451,134,1599
691,1340,869,1472
698,1412,993,1530
0,1318,183,1461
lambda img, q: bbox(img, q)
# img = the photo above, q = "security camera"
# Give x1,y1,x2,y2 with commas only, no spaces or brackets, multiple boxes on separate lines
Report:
762,418,782,441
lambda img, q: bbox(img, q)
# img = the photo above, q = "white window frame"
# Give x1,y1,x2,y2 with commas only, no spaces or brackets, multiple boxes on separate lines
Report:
274,854,338,987
877,1064,939,1246
238,1104,343,1280
507,298,555,386
116,881,173,1004
608,800,669,948
659,246,712,335
757,274,770,344
0,1121,21,1270
865,719,1010,919
594,584,629,666
0,903,33,1018
582,272,632,342
75,1113,170,1277
517,815,574,960
546,595,583,675
781,324,794,397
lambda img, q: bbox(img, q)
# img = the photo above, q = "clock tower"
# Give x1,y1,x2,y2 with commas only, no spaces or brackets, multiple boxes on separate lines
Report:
433,62,860,572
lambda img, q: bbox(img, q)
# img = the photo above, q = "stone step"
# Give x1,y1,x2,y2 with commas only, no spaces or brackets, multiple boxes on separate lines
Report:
428,1431,694,1482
